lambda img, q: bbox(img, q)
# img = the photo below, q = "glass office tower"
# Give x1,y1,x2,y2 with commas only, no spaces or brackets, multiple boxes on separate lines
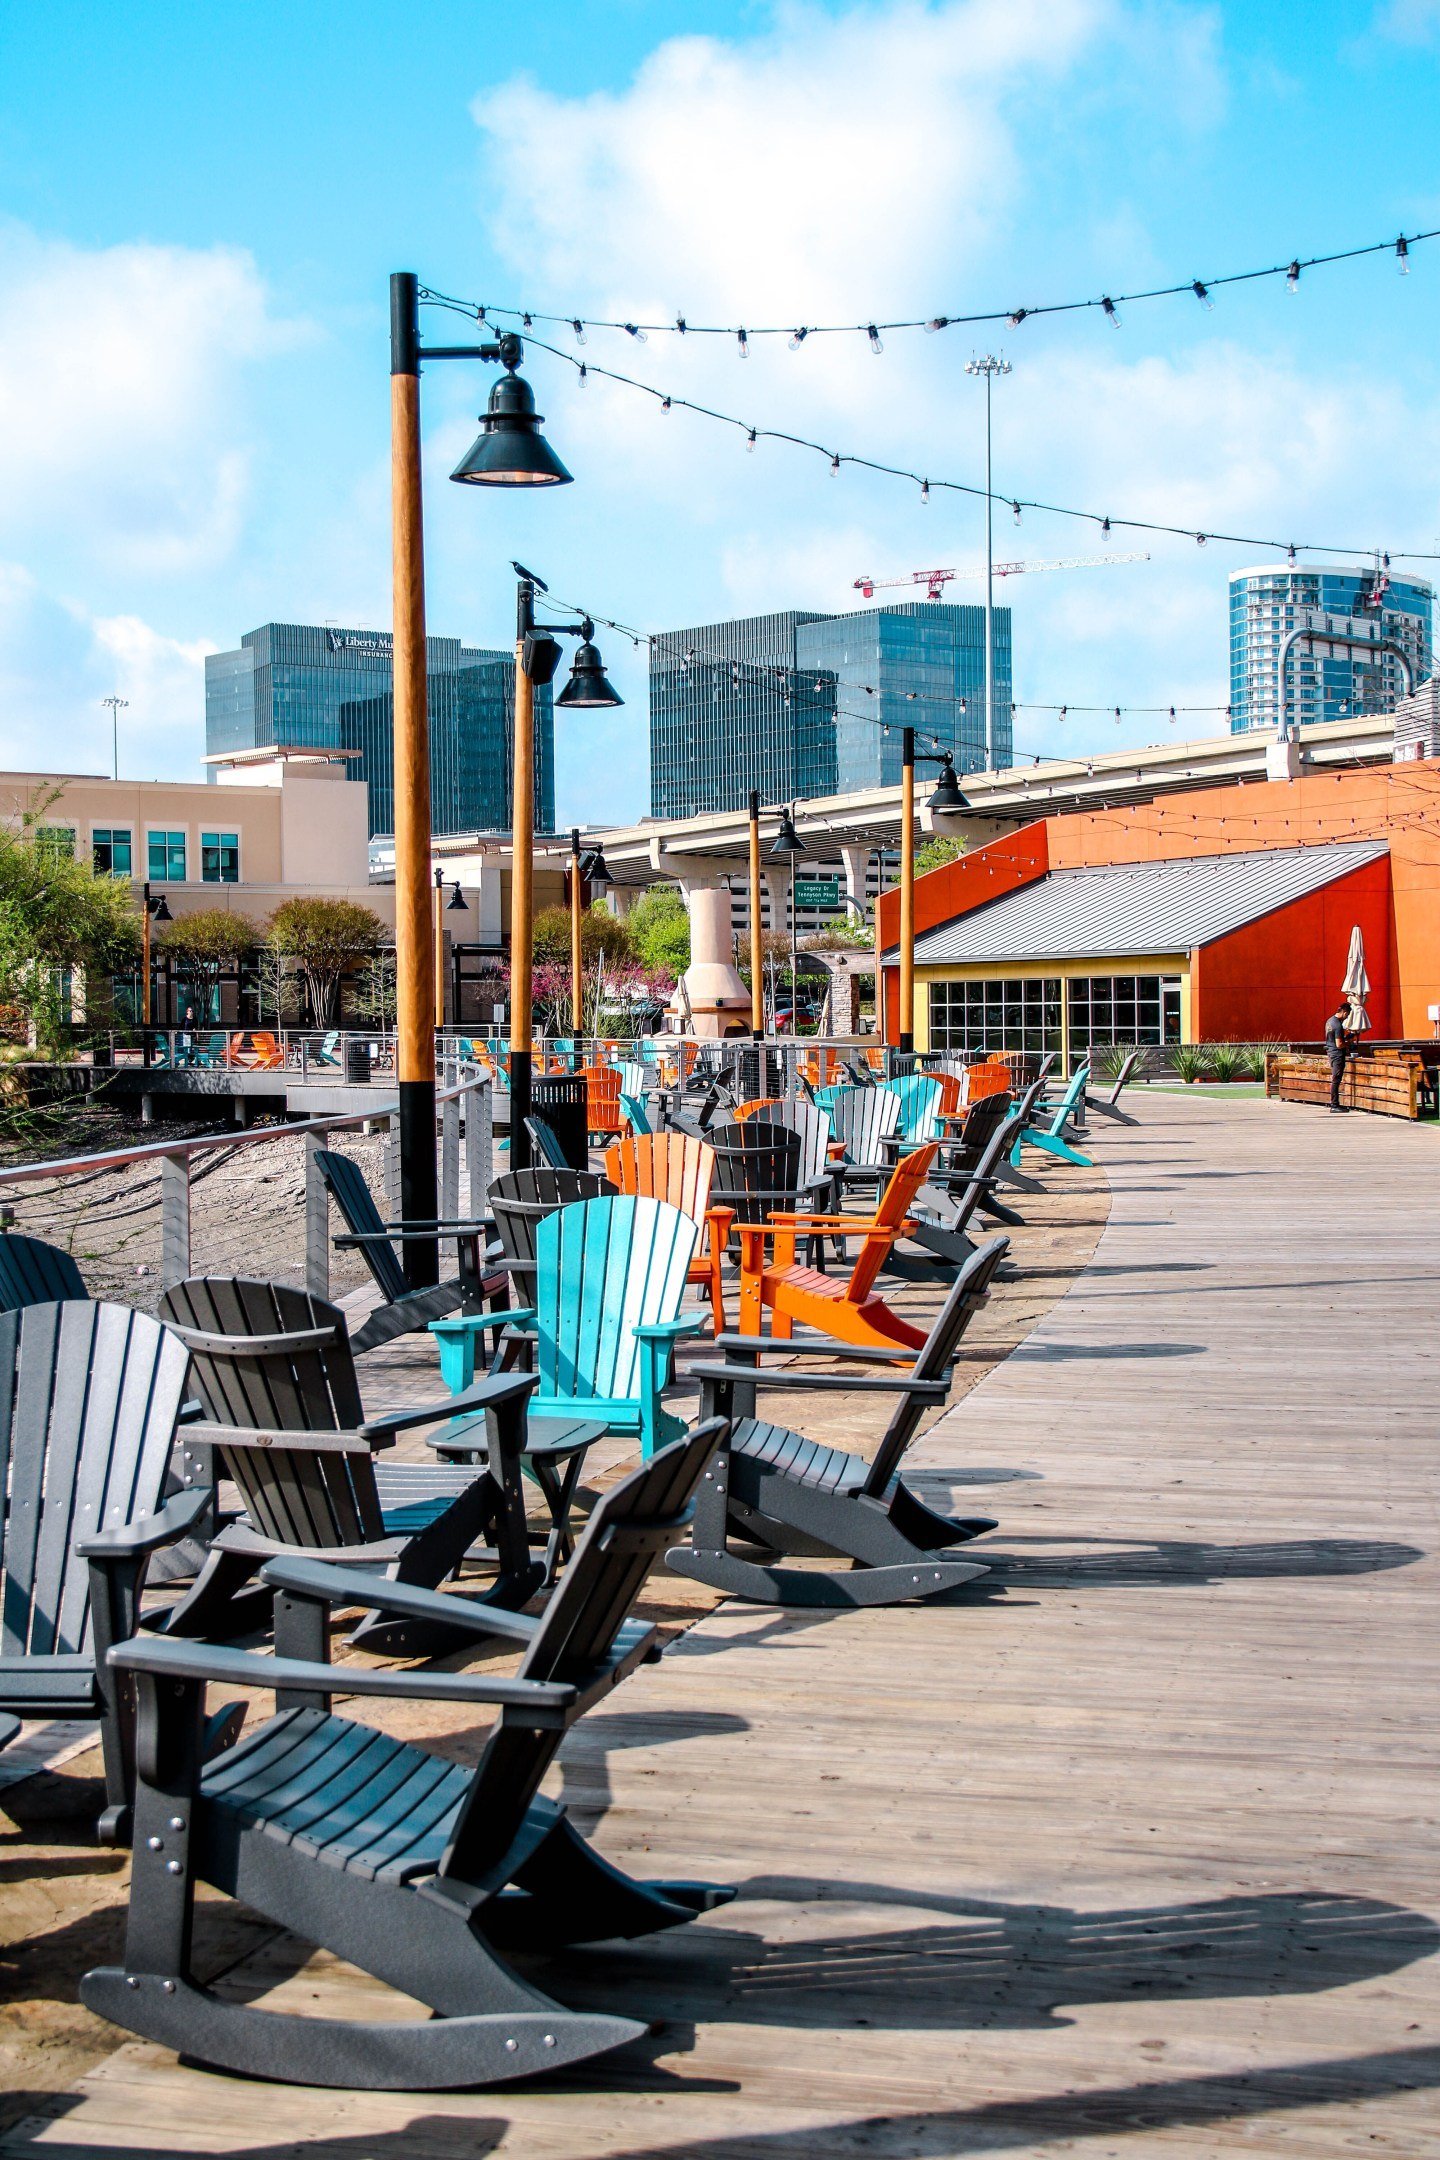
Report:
648,600,1008,817
1229,566,1433,733
204,622,554,838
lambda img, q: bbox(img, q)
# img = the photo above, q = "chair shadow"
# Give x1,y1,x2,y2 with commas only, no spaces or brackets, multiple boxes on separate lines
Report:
1010,1339,1207,1360
970,1533,1424,1588
557,1709,751,1824
564,1884,1440,2035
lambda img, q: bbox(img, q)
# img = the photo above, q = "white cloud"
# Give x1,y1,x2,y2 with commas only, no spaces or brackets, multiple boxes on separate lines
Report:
1373,0,1440,41
0,223,293,574
0,561,214,780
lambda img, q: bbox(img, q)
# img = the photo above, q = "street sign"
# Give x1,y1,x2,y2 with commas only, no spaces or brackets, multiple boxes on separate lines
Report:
794,876,841,908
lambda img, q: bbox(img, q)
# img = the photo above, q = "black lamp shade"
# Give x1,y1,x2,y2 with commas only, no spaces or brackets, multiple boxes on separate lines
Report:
583,842,613,892
150,894,173,923
556,639,624,709
927,755,969,822
450,372,573,488
771,807,803,858
446,880,467,911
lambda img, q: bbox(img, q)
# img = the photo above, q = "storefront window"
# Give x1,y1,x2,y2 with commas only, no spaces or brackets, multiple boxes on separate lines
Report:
1068,975,1182,1058
929,978,1061,1056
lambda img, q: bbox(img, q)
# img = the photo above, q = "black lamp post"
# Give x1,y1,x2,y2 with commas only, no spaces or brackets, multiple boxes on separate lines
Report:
567,831,615,1057
389,271,569,1285
896,728,970,1054
771,805,804,1036
140,882,171,1065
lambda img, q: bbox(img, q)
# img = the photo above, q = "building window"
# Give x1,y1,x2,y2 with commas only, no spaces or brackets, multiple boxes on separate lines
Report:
93,828,132,877
148,830,187,882
201,830,239,883
1068,975,1182,1057
929,977,1061,1056
35,825,75,860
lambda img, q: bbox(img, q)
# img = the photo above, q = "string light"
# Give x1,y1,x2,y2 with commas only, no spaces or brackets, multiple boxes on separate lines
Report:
920,479,930,505
425,297,1440,562
746,428,757,451
446,220,1440,347
571,318,586,344
867,324,884,354
737,328,749,359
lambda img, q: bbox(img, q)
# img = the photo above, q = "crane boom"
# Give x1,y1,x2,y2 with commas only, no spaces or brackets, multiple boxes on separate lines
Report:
853,552,1150,600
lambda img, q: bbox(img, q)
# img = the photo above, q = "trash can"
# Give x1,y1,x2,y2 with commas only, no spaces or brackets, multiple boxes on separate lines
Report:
529,1075,589,1170
345,1037,372,1085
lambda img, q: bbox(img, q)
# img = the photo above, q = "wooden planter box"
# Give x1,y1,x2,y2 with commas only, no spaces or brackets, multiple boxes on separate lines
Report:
1266,1050,1425,1120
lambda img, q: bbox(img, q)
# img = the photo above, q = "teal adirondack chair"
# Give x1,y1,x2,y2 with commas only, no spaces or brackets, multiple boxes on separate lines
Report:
620,1089,652,1136
508,1195,704,1460
879,1073,944,1144
1011,1063,1093,1167
313,1030,341,1067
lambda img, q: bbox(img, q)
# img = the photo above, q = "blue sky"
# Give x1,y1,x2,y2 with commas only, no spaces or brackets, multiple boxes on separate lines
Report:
2,0,1439,819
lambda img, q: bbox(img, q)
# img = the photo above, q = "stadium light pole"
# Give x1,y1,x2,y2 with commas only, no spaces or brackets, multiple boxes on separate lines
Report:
965,354,1011,772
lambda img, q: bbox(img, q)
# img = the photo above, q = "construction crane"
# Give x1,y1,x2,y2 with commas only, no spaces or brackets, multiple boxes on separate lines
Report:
853,552,1151,601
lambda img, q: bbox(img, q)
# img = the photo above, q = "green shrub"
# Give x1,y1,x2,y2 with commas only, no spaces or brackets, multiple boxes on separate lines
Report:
1206,1041,1246,1084
1172,1042,1212,1083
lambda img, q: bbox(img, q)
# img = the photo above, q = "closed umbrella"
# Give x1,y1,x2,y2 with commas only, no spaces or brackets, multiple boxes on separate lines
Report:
1342,925,1371,1035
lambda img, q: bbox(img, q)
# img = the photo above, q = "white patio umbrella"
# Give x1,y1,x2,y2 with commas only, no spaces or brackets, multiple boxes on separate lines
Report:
1342,925,1371,1034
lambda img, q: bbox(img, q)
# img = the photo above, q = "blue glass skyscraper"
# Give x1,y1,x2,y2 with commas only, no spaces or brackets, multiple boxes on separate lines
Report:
1229,565,1432,733
204,622,554,838
648,600,1008,818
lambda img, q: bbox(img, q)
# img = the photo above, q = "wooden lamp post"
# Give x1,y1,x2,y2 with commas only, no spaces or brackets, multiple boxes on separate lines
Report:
748,790,765,1039
896,727,968,1056
389,271,571,1276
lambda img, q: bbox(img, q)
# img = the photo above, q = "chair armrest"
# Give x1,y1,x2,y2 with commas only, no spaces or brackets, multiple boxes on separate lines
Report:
179,1398,204,1424
689,1362,949,1400
632,1314,708,1342
378,1216,495,1233
711,1331,921,1362
430,1307,537,1333
259,1557,540,1644
357,1368,537,1440
75,1485,213,1559
105,1632,574,1715
336,1226,487,1246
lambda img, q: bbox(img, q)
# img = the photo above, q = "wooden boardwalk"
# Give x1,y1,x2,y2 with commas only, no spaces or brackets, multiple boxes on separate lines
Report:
6,1091,1440,2156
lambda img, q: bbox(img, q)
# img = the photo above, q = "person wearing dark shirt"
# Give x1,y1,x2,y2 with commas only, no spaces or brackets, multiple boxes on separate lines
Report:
1324,1004,1351,1111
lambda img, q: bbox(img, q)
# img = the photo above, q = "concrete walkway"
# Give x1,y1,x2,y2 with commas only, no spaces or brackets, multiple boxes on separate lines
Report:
8,1092,1439,2157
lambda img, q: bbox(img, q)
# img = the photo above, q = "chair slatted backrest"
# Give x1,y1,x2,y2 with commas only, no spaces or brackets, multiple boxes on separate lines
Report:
966,1062,1013,1104
944,1090,1012,1180
524,1117,576,1173
616,1059,652,1099
437,1419,724,1887
880,1073,944,1142
619,1090,651,1137
489,1168,615,1287
1048,1064,1090,1131
845,1143,940,1304
865,1238,1008,1494
0,1301,187,1658
0,1234,87,1313
582,1065,623,1131
533,1197,698,1407
707,1121,804,1225
604,1132,716,1224
312,1150,407,1306
752,1100,834,1190
159,1278,385,1551
829,1084,901,1167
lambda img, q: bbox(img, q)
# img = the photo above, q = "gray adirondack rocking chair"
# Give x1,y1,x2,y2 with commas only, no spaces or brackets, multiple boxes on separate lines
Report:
908,1110,1026,1265
1086,1047,1144,1122
0,1232,87,1311
668,1237,1010,1608
313,1148,507,1355
0,1300,212,1840
488,1165,616,1295
157,1277,542,1654
83,1419,736,2091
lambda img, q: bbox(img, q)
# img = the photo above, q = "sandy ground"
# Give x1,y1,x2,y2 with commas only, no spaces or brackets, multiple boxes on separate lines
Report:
0,1113,1109,2130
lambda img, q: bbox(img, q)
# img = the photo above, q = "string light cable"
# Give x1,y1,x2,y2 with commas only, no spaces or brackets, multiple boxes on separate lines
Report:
426,301,1440,566
418,223,1433,347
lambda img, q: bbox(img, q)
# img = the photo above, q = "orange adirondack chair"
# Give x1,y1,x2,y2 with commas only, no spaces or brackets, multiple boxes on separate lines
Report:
736,1141,940,1351
604,1131,734,1333
732,1096,782,1122
967,1061,1012,1104
582,1062,624,1140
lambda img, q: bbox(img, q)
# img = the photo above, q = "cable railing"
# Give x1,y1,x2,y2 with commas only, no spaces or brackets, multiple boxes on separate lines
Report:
0,1066,495,1311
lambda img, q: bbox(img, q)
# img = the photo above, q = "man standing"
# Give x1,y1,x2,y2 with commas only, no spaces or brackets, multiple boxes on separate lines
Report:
1325,1003,1351,1112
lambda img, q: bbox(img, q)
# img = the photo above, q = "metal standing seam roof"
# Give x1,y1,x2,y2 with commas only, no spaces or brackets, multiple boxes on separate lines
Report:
903,841,1389,966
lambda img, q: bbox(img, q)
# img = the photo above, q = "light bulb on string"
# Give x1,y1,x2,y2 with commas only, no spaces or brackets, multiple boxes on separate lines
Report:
623,323,646,342
867,324,884,354
1168,706,1177,723
675,316,687,334
830,453,840,476
1196,532,1207,547
1012,502,1022,526
571,319,587,345
1287,543,1296,564
521,312,532,328
661,396,671,412
737,328,749,358
1101,517,1112,540
789,326,809,349
1287,260,1301,294
1059,706,1067,721
920,479,930,504
1102,296,1121,326
925,317,948,333
577,362,588,387
1398,236,1411,274
746,428,757,451
1192,279,1213,309
1114,707,1122,724
1008,308,1027,327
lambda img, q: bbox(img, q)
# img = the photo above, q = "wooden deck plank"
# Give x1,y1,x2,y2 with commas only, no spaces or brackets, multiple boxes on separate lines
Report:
5,1093,1440,2155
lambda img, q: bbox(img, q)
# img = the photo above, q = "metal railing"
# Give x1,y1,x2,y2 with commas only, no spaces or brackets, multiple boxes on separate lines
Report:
0,1067,494,1308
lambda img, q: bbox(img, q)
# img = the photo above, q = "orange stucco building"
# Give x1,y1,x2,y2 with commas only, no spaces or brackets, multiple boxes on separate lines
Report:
879,760,1440,1053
